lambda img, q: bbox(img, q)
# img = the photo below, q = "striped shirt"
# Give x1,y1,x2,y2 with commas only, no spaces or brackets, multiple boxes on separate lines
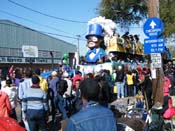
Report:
22,86,48,112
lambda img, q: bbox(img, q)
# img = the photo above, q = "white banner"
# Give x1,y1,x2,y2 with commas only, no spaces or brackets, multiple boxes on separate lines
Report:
22,45,38,57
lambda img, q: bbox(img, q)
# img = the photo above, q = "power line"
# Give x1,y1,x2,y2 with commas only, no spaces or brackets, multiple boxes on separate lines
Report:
8,0,87,24
42,31,86,41
0,9,76,36
0,22,86,41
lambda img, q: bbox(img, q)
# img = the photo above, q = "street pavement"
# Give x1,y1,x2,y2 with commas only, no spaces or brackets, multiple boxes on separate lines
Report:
16,102,62,131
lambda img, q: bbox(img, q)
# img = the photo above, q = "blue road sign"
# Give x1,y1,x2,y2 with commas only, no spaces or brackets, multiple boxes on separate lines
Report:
143,17,164,38
144,37,165,54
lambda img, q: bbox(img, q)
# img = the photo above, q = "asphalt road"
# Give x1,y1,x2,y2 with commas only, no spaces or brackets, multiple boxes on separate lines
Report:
16,103,62,131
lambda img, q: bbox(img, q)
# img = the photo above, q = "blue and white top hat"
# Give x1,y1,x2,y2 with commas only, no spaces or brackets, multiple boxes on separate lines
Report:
85,24,103,39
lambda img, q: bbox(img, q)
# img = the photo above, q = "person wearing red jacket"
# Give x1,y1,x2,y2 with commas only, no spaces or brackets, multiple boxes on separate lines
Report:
0,90,12,117
0,117,25,131
72,70,83,89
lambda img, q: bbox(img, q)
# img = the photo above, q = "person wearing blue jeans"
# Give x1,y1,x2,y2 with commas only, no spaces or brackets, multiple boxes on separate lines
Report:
116,81,125,98
22,76,49,131
54,93,67,120
49,71,67,123
115,65,125,99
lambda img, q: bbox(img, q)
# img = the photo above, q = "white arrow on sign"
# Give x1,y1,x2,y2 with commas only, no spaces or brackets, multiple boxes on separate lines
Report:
150,20,156,29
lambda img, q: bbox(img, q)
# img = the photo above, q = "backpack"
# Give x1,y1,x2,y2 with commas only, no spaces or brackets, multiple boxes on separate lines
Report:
57,79,68,96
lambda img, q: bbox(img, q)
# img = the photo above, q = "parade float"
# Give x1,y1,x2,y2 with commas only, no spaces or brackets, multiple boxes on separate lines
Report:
78,16,145,75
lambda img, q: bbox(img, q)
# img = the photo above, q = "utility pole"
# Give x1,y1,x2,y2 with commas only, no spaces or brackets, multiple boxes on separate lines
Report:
76,35,80,65
148,0,164,104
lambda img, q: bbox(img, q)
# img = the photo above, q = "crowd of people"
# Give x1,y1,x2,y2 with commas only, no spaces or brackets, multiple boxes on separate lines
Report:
0,59,174,131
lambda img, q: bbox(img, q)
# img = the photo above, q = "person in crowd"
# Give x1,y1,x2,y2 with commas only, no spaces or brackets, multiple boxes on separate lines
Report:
48,71,59,123
49,71,67,123
126,70,134,97
160,76,175,119
66,78,117,131
132,69,139,96
95,75,111,107
13,68,23,87
18,70,33,101
115,65,125,99
62,71,72,98
135,90,144,109
142,67,152,110
136,66,145,92
0,89,12,117
18,69,33,131
0,117,25,131
1,74,7,90
72,70,83,89
34,68,48,93
165,69,175,95
71,79,83,113
1,78,18,120
22,76,49,131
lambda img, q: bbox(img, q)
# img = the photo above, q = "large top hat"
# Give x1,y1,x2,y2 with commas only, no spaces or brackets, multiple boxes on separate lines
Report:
85,24,103,39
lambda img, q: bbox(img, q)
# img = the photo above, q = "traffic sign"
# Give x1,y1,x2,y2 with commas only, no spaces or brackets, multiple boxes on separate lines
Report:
144,37,165,54
143,17,164,38
151,53,162,68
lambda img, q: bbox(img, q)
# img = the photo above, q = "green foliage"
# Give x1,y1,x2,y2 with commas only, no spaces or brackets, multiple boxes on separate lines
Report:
98,0,147,26
167,45,175,58
98,0,175,38
160,0,175,37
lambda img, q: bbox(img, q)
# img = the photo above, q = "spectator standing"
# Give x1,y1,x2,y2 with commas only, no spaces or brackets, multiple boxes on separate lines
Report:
34,68,48,93
72,70,83,89
49,71,67,123
62,71,72,98
2,78,18,120
72,79,82,113
0,90,12,117
0,74,7,89
22,76,49,131
126,70,134,96
18,70,33,131
66,78,117,131
18,70,33,101
115,65,125,98
14,68,23,87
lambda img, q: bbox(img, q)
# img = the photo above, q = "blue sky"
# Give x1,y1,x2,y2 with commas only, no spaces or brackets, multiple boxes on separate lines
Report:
0,0,145,56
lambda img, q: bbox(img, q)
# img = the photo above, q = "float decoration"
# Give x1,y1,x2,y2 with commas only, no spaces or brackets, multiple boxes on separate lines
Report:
62,53,69,66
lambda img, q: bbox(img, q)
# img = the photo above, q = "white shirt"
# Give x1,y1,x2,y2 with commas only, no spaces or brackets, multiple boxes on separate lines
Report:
1,86,17,109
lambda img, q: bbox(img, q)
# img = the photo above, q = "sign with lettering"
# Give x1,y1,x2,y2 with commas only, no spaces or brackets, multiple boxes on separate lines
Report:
0,57,60,64
144,37,165,54
143,17,164,38
151,53,162,68
22,45,38,57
